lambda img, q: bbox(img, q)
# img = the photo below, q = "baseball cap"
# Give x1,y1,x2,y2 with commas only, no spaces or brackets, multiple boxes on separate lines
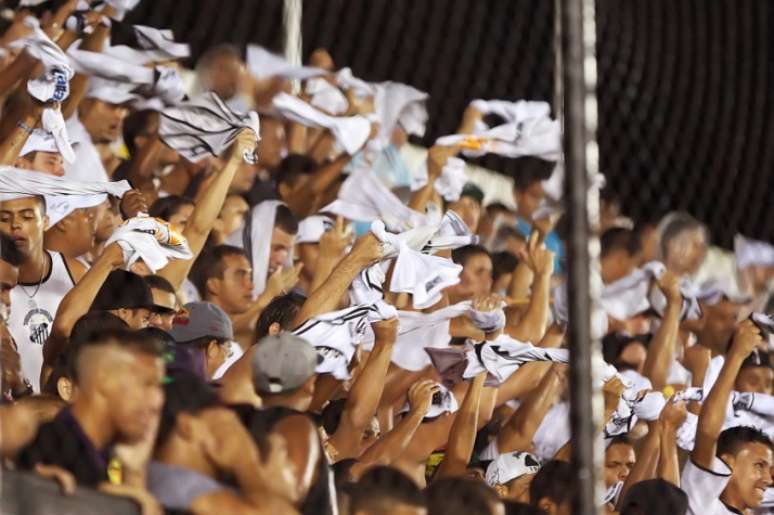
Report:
251,333,319,394
618,479,688,515
90,270,156,312
485,452,541,487
168,302,234,343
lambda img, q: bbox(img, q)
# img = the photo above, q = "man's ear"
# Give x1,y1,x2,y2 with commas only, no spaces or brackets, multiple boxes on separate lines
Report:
277,182,292,201
493,484,508,498
206,339,222,359
176,412,196,441
720,453,736,470
537,498,557,515
206,277,221,297
268,322,281,336
57,376,74,402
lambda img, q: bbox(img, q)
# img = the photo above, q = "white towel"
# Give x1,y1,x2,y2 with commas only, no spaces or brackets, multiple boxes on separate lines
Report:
466,335,569,385
306,77,349,115
45,194,106,227
110,22,190,60
68,46,154,85
322,162,428,231
467,306,507,333
243,200,292,297
0,167,130,200
696,277,752,306
85,77,139,104
272,92,370,155
336,68,376,99
293,304,384,380
159,92,261,163
296,215,335,245
373,81,429,145
735,234,774,269
600,261,702,320
421,156,468,202
245,45,326,80
105,215,193,272
40,107,75,163
11,17,73,80
104,0,142,20
398,382,458,419
470,99,552,125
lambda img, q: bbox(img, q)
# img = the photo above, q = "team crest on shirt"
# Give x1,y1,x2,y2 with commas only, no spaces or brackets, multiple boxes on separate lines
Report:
23,308,54,346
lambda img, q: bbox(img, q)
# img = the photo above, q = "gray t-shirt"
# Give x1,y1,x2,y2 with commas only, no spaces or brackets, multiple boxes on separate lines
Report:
148,461,229,510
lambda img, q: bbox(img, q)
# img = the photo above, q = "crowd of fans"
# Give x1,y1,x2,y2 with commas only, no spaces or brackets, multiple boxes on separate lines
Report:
0,1,773,514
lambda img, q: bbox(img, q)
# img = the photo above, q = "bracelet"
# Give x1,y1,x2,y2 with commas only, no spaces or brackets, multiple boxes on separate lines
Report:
17,121,34,134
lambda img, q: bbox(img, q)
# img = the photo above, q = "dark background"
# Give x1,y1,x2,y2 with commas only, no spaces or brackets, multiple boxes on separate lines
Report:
128,0,774,248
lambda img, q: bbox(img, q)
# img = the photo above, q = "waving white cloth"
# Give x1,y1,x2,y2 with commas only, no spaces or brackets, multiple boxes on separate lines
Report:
68,46,154,84
373,81,429,144
293,304,394,380
412,156,469,202
336,68,376,98
470,99,552,125
696,277,751,306
110,22,190,60
552,281,610,340
306,77,349,115
272,92,370,155
296,215,335,244
243,201,292,298
105,215,192,272
322,162,428,231
246,45,326,80
371,220,462,309
159,92,260,163
104,0,142,20
600,261,701,320
735,234,774,269
398,382,458,419
45,194,106,227
468,306,506,333
0,167,130,200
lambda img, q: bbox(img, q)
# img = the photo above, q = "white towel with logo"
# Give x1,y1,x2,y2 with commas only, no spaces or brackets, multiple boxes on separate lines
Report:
159,92,260,163
272,92,370,155
105,215,193,272
246,45,326,80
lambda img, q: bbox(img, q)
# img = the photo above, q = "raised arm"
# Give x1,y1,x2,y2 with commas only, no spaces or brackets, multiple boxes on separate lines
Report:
658,398,688,486
692,320,760,468
329,318,398,460
642,271,682,390
351,379,435,476
159,130,257,289
310,217,351,293
292,233,383,326
43,243,124,365
435,372,487,479
285,152,351,218
496,364,565,453
616,422,661,510
505,232,553,343
408,145,452,213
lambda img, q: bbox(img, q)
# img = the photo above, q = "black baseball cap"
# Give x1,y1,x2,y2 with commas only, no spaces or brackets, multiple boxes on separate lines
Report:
90,270,158,312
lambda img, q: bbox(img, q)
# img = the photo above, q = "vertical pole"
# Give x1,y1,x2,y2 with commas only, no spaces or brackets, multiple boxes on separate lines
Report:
561,0,604,513
283,0,303,94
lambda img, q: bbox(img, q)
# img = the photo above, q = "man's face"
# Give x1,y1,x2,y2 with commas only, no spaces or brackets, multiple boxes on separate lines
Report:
259,117,286,169
218,195,249,237
0,259,19,313
80,99,129,144
0,197,46,258
457,253,493,299
664,228,707,277
150,288,178,332
207,54,244,100
514,181,544,220
297,243,319,281
736,366,774,395
601,249,637,284
230,162,258,194
168,204,194,231
504,473,535,503
448,197,482,233
701,301,742,350
52,208,95,257
725,442,773,508
22,151,65,177
118,307,152,330
94,201,121,243
618,342,648,374
215,254,253,314
269,227,295,275
604,442,635,488
108,351,165,443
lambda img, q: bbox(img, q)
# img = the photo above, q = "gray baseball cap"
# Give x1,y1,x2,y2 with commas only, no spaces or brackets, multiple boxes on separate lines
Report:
168,302,234,343
252,333,319,394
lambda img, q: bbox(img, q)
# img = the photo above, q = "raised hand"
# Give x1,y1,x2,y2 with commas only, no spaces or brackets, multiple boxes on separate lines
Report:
265,263,303,298
408,379,439,417
427,144,459,180
657,270,682,305
319,216,353,259
730,319,763,360
660,397,688,429
371,317,399,344
227,128,259,164
119,189,149,219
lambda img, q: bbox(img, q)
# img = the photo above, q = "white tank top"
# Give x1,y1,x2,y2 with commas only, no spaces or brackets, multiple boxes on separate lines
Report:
8,251,76,392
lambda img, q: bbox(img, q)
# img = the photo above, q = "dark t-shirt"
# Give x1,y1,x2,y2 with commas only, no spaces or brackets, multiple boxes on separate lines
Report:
16,408,112,487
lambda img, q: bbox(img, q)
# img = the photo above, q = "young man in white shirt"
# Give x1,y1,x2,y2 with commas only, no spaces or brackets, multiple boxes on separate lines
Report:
682,319,773,514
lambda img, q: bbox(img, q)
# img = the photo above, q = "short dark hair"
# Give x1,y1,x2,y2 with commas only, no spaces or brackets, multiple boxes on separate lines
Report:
122,109,158,156
255,292,306,339
144,275,176,295
274,204,299,235
607,434,633,449
717,426,773,458
740,349,774,371
0,232,23,266
275,154,317,188
156,370,221,449
70,312,129,346
148,195,194,223
529,460,575,509
348,466,425,515
459,183,485,206
491,251,519,282
196,43,242,73
452,244,491,268
70,328,164,384
426,477,499,515
190,245,248,299
601,228,641,259
486,202,510,216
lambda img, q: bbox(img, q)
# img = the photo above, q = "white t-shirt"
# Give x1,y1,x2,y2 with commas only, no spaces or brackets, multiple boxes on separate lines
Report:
681,457,740,515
